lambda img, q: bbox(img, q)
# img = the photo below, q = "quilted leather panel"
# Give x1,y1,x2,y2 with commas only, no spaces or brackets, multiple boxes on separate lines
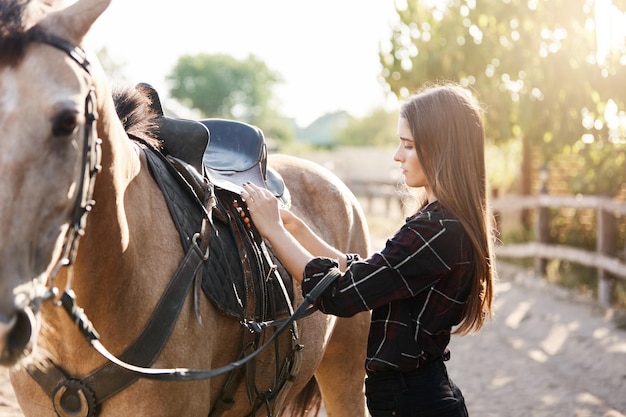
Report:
144,147,293,321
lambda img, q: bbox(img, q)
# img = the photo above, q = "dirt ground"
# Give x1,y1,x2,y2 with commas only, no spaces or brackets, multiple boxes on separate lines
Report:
448,263,626,417
1,262,625,416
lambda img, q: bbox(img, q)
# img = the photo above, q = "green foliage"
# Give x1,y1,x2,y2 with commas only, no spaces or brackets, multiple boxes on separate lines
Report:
381,0,626,163
544,209,622,308
498,217,535,247
562,139,626,197
485,140,522,194
166,53,294,142
335,107,398,147
616,281,626,312
549,208,597,248
545,259,597,299
255,107,295,144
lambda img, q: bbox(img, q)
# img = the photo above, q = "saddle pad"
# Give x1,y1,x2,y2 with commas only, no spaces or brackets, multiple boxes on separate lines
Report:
143,146,293,321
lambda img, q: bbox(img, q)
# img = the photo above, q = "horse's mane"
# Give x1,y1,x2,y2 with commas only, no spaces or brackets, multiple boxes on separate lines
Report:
0,0,37,66
112,85,163,150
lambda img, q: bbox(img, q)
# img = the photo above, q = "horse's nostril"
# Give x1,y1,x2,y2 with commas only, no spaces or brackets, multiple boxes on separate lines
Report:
0,314,18,351
0,308,35,366
9,308,35,353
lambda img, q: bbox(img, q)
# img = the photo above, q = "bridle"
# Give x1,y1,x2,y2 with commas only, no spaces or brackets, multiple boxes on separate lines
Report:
30,31,102,301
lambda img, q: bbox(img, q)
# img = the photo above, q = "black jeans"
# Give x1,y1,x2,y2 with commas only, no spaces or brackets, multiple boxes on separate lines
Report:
365,361,469,417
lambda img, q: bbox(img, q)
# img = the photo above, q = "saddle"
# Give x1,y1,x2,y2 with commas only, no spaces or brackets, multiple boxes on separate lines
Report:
138,84,302,414
135,83,290,207
134,83,294,321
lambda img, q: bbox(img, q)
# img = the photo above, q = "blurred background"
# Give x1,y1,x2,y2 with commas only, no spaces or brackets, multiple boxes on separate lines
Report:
87,0,626,317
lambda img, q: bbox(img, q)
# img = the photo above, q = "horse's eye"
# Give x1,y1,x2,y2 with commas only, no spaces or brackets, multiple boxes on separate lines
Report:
52,109,79,136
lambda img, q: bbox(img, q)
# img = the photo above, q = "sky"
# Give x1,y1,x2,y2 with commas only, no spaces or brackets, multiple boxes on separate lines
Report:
85,1,400,126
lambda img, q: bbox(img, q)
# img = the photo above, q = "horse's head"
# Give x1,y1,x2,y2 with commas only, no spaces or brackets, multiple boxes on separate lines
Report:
0,0,111,366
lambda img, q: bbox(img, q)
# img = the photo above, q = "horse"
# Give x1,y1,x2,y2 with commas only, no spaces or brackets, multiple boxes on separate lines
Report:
0,0,371,416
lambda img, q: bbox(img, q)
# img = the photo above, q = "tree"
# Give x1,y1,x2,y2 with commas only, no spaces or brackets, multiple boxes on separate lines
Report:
380,0,626,198
335,108,398,147
167,53,293,142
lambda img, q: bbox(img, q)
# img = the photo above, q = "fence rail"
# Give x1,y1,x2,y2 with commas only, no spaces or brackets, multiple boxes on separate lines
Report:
491,193,626,307
348,180,626,308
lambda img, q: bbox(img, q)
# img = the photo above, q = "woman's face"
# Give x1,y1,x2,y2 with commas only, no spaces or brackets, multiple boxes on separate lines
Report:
393,117,430,191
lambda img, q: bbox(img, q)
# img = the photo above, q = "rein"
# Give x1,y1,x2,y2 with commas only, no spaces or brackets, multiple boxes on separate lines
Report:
61,269,338,381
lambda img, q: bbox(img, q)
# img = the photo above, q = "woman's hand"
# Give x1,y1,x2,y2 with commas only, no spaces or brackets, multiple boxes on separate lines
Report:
242,182,347,277
241,183,284,240
241,182,315,280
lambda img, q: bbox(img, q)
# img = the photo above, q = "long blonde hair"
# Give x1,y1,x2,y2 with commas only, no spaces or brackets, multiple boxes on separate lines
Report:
400,82,496,334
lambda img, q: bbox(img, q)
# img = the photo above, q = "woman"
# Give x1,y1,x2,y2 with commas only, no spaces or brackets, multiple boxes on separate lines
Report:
242,82,496,417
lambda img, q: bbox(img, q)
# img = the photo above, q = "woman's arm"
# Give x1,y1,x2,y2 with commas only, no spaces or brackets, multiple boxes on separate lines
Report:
241,183,346,281
280,209,348,270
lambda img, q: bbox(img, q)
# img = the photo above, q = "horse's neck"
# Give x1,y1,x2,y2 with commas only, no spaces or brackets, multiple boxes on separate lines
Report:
97,100,143,181
83,104,181,303
42,101,184,368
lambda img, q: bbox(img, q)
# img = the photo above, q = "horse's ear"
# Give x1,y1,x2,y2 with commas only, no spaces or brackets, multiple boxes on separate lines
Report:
41,0,111,44
22,0,63,30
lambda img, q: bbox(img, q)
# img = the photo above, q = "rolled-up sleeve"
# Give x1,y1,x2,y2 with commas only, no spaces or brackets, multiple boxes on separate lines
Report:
301,257,360,317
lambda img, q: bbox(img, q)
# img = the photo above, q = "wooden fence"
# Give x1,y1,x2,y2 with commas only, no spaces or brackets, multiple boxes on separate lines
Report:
348,180,626,308
491,193,626,307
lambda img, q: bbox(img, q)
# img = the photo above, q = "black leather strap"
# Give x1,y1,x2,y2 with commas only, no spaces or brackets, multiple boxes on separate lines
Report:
26,148,211,407
83,240,205,401
26,238,205,406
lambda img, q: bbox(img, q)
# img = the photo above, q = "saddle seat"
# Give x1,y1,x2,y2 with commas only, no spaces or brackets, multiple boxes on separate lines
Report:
135,83,290,207
200,118,290,207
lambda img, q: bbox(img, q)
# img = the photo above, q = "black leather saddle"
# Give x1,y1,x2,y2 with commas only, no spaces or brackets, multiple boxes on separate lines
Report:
135,83,289,207
134,83,295,320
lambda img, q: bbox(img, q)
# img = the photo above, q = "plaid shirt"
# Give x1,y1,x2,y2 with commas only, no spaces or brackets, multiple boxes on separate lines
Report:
302,201,473,373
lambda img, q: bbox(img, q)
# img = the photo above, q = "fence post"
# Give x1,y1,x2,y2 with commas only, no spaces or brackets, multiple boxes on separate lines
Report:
597,204,617,307
534,165,550,277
